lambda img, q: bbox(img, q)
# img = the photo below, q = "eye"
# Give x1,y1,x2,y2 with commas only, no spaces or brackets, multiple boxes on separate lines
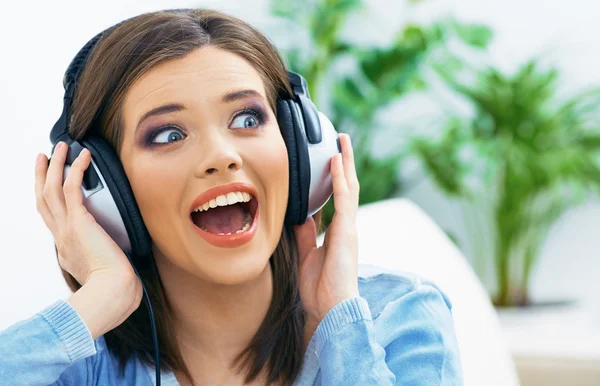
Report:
231,111,261,129
150,126,186,145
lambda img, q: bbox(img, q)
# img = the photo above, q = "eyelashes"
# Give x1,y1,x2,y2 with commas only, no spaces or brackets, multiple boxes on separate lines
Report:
234,107,267,128
146,125,186,146
144,104,269,147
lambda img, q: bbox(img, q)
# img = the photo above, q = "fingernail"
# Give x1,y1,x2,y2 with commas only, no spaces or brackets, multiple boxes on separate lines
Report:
56,142,63,150
35,153,42,163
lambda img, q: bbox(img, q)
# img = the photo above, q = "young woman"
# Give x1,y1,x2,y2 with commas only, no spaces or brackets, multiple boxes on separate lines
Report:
0,8,463,386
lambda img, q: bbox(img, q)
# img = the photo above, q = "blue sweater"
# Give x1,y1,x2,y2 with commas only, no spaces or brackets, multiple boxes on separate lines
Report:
0,266,463,385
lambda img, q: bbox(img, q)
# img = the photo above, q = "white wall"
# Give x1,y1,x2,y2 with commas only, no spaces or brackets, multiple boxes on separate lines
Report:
1,0,599,329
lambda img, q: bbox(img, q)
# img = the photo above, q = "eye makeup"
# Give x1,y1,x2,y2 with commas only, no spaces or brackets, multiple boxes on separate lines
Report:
146,125,187,146
138,98,271,148
230,100,269,129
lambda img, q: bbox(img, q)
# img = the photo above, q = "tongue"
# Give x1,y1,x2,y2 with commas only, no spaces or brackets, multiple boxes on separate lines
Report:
193,203,246,234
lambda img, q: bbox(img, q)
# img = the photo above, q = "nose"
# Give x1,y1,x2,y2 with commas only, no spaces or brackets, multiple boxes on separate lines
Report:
194,135,243,178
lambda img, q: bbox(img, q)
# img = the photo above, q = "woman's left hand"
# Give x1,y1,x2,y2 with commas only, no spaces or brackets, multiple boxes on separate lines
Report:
294,133,360,325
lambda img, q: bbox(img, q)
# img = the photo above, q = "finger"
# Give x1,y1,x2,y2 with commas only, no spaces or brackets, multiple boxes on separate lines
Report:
340,134,359,197
64,148,91,215
44,142,69,222
331,153,351,216
34,152,56,232
293,216,317,264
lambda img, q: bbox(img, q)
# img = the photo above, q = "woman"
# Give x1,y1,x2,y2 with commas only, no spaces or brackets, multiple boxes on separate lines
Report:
0,8,463,386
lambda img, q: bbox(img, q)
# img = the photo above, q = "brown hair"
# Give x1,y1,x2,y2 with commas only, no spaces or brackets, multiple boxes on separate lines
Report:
58,9,319,385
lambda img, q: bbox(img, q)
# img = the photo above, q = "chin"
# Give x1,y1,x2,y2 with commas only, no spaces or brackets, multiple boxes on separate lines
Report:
153,212,282,286
192,246,273,286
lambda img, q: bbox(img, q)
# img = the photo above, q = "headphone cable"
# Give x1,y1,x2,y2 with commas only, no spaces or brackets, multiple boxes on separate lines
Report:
126,252,161,386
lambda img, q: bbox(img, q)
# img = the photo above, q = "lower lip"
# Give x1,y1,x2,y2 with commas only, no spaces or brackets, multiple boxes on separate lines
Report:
189,206,259,248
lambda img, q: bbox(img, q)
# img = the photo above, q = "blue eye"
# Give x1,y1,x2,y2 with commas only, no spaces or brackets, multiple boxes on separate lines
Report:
150,126,186,145
231,113,258,129
231,108,266,129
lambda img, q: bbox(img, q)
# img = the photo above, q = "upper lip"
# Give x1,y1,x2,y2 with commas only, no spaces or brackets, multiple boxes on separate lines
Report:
188,182,258,213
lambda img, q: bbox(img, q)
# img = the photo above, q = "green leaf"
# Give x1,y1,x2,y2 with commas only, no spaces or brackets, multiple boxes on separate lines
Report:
411,118,469,196
271,0,309,20
309,0,363,47
355,152,403,206
452,21,493,48
354,43,425,101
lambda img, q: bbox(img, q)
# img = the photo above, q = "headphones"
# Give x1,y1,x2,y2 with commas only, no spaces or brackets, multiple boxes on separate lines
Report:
49,9,339,384
50,11,340,263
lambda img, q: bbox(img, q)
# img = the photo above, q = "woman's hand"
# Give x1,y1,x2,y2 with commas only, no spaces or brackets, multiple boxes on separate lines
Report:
35,141,142,338
294,133,360,325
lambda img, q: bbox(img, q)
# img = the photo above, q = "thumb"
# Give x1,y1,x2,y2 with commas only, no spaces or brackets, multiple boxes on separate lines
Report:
293,216,317,263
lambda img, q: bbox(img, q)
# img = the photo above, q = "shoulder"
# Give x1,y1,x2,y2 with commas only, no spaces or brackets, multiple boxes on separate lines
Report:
356,264,463,383
356,264,460,358
357,264,453,320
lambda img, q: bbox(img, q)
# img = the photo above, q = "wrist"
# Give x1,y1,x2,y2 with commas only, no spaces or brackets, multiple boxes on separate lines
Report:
68,273,141,340
317,289,360,321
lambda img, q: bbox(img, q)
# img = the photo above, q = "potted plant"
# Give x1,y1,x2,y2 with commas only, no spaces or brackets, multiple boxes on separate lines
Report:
268,0,492,227
412,59,600,306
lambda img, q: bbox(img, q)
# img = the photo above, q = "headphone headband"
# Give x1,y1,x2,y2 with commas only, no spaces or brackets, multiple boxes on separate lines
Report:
50,8,304,146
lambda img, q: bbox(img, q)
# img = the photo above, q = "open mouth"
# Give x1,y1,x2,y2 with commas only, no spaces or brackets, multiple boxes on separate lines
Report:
190,192,259,236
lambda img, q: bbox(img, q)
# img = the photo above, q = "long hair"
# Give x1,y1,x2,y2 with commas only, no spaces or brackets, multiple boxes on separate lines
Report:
57,9,320,385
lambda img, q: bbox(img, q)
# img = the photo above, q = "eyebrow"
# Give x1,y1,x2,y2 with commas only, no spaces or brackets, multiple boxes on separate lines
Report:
136,103,186,134
221,89,265,103
135,89,266,135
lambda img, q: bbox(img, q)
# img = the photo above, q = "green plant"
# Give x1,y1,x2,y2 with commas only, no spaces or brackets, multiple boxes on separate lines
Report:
413,59,600,306
269,0,492,226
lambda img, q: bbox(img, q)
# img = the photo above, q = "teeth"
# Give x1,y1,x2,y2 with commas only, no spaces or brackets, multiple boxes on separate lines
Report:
192,191,254,213
216,195,227,206
235,218,252,234
226,192,238,205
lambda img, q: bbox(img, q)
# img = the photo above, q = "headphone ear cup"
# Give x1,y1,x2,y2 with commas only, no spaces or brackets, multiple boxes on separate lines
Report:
277,98,310,225
82,136,152,261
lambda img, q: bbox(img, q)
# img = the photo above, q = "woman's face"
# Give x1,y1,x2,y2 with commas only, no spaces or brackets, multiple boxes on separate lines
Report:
119,46,289,284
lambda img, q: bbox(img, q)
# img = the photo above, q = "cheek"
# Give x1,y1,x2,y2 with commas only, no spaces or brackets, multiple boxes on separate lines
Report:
123,155,189,235
257,141,288,180
250,131,289,219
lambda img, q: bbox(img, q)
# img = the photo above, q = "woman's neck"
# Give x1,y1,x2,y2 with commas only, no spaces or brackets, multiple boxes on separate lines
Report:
154,249,274,367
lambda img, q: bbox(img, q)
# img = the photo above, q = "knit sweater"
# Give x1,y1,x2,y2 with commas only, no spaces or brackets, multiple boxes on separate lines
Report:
0,265,463,385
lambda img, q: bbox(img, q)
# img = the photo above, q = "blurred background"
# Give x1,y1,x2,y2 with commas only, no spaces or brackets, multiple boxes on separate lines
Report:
1,0,599,385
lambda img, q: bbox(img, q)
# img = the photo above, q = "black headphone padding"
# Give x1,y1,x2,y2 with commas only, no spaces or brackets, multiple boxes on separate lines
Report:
277,99,311,225
83,136,153,260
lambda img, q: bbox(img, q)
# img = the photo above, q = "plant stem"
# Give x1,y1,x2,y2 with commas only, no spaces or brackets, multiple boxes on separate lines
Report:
495,178,511,306
494,230,511,306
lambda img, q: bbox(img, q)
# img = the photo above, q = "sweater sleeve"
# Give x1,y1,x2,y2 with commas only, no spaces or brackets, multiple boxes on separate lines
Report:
314,282,463,385
0,300,97,385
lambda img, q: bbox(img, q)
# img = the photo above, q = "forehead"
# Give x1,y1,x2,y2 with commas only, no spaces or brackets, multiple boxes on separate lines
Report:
123,46,267,117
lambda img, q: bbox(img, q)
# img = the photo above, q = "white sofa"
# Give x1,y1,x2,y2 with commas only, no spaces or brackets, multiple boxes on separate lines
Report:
347,198,520,386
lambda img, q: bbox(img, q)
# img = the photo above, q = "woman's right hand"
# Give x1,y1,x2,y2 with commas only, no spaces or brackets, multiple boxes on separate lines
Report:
35,141,143,338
